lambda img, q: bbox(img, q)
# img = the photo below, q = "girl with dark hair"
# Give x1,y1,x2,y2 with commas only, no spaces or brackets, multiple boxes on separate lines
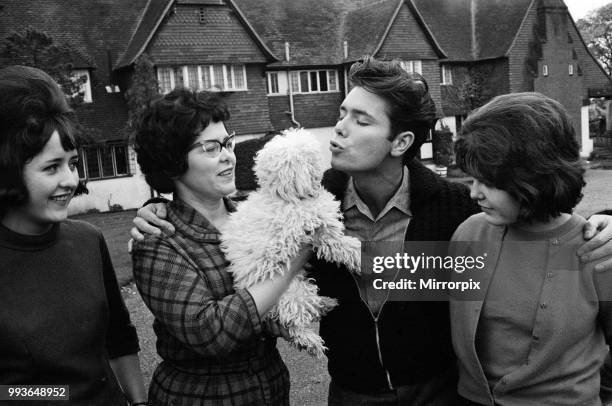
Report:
0,65,147,405
451,92,612,406
131,88,310,405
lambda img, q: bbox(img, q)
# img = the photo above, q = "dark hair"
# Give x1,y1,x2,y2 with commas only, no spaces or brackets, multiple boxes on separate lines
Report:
455,92,585,223
133,88,230,193
0,65,78,213
348,56,437,162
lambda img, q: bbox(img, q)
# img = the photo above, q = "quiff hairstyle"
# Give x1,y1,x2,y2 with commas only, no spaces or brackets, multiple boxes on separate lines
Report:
348,56,437,163
455,92,585,223
0,65,78,214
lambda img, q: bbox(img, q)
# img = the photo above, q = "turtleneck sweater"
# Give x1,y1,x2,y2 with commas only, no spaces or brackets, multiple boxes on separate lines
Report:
0,219,139,405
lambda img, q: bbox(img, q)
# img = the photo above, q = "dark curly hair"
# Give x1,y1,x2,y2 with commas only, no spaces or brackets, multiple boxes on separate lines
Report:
0,65,78,214
455,92,585,223
348,56,437,163
133,89,230,193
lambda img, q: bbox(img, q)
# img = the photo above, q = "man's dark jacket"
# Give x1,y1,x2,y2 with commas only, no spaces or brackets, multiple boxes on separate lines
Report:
310,159,479,394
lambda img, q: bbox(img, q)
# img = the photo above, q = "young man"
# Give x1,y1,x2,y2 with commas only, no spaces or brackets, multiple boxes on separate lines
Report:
131,57,612,405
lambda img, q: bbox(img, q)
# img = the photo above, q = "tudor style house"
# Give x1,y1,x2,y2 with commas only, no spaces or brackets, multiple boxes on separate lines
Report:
1,0,609,212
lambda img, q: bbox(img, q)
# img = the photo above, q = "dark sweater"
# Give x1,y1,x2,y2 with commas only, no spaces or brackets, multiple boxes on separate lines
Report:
310,159,479,393
0,220,140,405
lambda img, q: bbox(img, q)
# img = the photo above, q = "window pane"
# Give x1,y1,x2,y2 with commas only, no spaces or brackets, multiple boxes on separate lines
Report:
174,67,184,88
300,72,309,92
99,146,114,178
201,66,211,89
269,72,279,93
310,71,318,91
414,61,422,74
233,65,245,89
187,66,198,90
328,70,337,90
213,65,224,89
85,147,100,179
114,145,128,175
290,71,299,92
158,67,173,93
319,70,328,91
76,149,86,179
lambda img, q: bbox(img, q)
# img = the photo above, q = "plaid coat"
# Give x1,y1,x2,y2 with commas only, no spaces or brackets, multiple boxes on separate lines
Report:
132,198,289,406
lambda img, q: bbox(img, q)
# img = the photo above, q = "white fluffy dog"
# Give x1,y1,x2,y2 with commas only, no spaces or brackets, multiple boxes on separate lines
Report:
220,128,361,358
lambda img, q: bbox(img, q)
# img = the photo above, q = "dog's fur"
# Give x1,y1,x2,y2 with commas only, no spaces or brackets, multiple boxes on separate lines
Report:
220,128,361,357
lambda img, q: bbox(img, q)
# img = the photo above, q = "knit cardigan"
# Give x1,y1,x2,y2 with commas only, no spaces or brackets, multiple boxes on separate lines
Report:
309,159,479,393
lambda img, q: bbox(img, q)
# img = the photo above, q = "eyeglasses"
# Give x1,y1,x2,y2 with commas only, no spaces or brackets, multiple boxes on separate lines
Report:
188,132,236,157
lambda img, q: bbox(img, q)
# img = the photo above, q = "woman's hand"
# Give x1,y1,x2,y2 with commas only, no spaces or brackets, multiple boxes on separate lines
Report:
130,202,175,241
579,214,612,271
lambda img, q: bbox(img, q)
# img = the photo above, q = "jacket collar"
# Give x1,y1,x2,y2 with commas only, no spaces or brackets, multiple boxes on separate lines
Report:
167,196,236,243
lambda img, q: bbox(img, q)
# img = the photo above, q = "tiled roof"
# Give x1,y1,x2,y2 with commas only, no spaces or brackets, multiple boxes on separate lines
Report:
343,0,403,61
233,0,347,67
114,0,174,69
116,0,278,69
413,0,534,61
0,0,148,142
0,0,147,77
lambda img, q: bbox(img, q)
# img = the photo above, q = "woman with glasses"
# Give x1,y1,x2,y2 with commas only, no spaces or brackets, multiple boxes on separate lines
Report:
131,89,310,406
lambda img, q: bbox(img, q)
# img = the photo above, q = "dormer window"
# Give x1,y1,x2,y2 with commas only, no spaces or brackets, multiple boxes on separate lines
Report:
71,69,92,103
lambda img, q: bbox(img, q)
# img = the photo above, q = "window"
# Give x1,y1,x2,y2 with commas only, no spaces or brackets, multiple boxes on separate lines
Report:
79,144,129,180
157,67,174,93
267,72,279,94
156,64,247,93
543,64,549,77
288,70,339,94
71,69,92,103
441,65,452,85
569,64,574,76
400,60,422,74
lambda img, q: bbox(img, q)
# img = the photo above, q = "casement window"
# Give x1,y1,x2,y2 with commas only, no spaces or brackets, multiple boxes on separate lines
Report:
441,65,452,85
71,69,92,103
400,60,422,74
543,64,549,77
569,64,574,76
288,70,339,94
78,144,129,180
266,71,289,95
156,64,247,93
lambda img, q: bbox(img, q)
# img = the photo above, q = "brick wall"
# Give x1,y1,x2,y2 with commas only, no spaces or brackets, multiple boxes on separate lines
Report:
223,65,274,135
268,96,294,131
293,93,344,128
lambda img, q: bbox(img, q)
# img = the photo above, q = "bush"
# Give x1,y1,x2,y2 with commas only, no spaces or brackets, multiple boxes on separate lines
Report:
234,133,276,190
432,130,454,167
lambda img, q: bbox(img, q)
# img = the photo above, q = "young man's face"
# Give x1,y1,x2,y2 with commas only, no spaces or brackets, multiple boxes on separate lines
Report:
330,86,394,175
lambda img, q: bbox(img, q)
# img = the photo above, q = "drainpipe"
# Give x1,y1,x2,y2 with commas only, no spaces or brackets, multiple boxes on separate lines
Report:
284,42,300,127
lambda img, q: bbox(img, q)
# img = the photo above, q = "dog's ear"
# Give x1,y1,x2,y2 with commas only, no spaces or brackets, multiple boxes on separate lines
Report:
254,129,323,202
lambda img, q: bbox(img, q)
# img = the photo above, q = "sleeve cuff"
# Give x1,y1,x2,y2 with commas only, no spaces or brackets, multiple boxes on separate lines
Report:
236,288,263,337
